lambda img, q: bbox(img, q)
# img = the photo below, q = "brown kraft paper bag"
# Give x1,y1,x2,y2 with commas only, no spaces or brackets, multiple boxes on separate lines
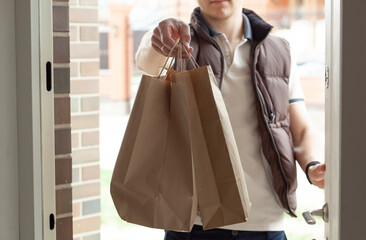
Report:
110,74,198,232
173,66,251,230
110,56,251,231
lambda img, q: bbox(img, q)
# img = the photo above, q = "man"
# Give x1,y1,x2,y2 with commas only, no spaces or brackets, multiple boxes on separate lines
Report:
136,0,326,239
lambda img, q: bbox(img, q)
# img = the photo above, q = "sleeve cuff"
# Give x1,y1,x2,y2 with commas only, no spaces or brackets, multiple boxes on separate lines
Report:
289,98,305,104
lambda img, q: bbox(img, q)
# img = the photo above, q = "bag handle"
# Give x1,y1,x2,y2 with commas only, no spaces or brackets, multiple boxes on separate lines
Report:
158,41,200,78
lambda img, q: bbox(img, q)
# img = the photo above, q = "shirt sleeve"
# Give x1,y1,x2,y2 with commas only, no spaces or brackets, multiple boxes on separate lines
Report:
288,50,305,105
135,30,172,76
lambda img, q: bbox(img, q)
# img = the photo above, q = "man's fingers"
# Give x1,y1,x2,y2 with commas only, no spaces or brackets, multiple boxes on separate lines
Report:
314,163,326,177
315,180,325,189
308,163,326,189
157,19,192,48
311,163,326,175
178,23,192,51
152,19,193,58
151,42,168,56
158,22,177,47
319,163,326,172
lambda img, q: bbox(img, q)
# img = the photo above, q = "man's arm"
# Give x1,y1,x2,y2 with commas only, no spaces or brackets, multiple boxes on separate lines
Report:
135,31,168,75
289,102,326,189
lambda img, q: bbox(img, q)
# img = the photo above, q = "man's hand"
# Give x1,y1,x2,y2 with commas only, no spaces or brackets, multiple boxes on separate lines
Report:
308,163,326,189
151,18,193,58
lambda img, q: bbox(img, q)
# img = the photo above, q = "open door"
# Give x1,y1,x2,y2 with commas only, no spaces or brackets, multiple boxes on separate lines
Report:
317,0,366,239
303,0,366,239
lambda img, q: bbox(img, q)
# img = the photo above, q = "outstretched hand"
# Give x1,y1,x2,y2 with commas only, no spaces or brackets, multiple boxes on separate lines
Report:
308,163,326,189
151,18,193,58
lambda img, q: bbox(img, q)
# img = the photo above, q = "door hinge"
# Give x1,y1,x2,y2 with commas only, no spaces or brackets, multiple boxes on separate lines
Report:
325,66,330,89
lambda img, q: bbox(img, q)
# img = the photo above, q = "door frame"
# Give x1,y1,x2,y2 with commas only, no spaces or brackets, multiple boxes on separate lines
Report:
325,0,341,239
15,0,56,239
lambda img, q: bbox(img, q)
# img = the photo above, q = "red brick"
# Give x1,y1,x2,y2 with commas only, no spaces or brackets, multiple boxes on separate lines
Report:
53,5,69,32
55,127,72,155
55,157,72,185
82,165,100,181
53,36,70,63
72,182,100,200
80,26,99,41
70,62,79,77
56,216,73,240
70,80,99,94
54,97,71,125
70,26,78,42
73,202,81,218
69,8,98,23
81,130,99,146
81,62,99,76
72,132,79,148
70,43,99,58
72,148,99,164
73,216,100,234
56,188,73,215
79,0,98,6
54,67,70,94
71,114,99,130
81,97,99,112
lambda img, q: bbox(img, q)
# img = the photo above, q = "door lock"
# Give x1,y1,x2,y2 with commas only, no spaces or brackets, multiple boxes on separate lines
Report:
302,203,328,224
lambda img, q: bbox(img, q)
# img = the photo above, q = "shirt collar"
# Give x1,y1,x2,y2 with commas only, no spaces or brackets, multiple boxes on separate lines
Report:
242,13,253,41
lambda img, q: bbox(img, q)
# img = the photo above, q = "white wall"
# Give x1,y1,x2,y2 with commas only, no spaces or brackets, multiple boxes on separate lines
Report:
0,0,19,239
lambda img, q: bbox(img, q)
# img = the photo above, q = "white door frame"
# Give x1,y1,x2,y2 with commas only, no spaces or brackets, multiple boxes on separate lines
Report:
15,0,56,239
325,0,341,239
325,0,366,239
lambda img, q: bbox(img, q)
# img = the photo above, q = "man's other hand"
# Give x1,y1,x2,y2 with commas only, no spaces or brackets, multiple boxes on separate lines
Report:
151,18,193,58
308,163,326,189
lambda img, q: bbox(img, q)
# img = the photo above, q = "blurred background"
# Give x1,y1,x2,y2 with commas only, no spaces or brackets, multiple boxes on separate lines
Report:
70,0,325,239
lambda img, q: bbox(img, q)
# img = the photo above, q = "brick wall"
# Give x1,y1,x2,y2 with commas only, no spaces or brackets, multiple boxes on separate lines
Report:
69,0,101,239
53,0,73,240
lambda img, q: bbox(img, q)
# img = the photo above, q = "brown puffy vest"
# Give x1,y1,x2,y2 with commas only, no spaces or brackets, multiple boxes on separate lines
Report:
185,8,297,217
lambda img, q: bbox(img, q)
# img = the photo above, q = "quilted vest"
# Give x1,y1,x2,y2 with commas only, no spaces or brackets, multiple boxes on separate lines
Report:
185,8,298,217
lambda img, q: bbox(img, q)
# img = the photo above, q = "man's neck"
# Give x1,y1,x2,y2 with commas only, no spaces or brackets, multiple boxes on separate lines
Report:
202,10,244,44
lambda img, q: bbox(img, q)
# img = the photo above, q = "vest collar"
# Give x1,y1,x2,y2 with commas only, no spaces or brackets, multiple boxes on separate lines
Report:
190,7,272,43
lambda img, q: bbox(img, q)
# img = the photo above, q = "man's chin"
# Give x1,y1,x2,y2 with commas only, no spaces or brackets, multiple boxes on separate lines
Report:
209,13,231,21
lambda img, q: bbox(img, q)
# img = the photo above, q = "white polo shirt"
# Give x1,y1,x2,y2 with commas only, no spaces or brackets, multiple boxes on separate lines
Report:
192,29,305,230
136,22,305,232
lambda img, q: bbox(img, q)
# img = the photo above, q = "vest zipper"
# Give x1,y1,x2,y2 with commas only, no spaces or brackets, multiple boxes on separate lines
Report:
251,42,296,217
263,97,275,123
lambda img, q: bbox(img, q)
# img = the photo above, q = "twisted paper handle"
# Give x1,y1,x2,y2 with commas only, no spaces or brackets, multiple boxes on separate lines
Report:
158,41,200,78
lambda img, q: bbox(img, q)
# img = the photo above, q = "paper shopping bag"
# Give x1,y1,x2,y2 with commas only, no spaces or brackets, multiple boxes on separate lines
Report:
172,65,251,230
111,44,251,231
110,74,198,232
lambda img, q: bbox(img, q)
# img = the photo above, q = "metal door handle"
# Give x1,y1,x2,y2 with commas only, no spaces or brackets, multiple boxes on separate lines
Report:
302,203,329,224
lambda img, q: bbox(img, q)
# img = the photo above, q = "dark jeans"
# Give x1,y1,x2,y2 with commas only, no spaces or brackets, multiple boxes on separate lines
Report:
164,225,287,240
